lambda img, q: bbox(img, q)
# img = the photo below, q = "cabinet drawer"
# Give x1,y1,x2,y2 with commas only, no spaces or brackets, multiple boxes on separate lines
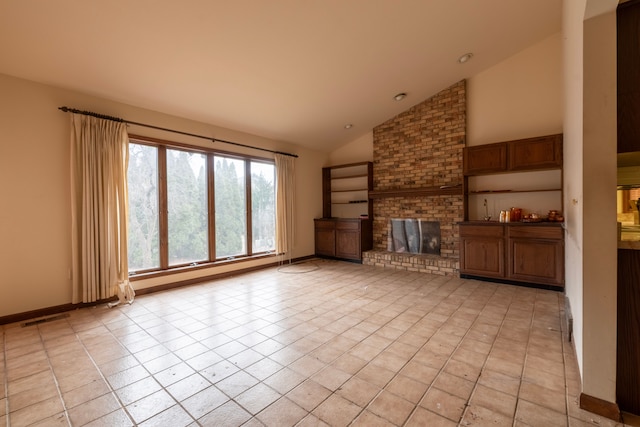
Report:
336,220,361,231
314,219,335,229
508,226,563,240
459,224,504,238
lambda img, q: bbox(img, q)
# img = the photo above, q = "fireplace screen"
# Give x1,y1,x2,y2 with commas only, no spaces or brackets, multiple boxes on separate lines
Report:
388,219,441,255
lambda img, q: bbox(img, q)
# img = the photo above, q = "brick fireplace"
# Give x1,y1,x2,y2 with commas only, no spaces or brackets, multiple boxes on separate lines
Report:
362,80,465,275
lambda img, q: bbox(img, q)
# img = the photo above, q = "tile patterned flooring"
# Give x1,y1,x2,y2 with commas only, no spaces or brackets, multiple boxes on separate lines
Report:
0,259,634,426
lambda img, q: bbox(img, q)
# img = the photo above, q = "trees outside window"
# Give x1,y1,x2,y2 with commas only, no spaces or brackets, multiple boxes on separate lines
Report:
214,156,246,258
127,143,159,271
251,161,275,253
127,139,275,274
167,149,208,265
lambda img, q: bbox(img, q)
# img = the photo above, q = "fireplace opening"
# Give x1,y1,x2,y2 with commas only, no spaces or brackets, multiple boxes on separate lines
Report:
388,219,441,255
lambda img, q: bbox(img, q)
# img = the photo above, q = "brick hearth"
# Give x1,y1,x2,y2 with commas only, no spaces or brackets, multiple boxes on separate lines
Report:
362,80,465,276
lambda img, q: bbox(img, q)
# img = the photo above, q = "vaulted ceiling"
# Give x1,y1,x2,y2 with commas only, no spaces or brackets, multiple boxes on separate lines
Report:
0,1,562,152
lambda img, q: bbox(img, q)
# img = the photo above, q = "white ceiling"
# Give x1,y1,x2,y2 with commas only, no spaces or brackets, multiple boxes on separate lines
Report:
0,1,562,152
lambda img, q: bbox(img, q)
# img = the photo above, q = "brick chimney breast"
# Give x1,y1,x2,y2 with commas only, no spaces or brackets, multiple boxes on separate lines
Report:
365,80,466,276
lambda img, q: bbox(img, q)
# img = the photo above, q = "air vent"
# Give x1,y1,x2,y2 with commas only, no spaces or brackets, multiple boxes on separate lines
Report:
21,313,70,327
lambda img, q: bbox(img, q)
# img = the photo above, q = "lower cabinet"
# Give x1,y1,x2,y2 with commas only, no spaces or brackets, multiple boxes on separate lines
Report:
314,219,336,257
460,225,505,279
459,222,564,289
314,218,372,262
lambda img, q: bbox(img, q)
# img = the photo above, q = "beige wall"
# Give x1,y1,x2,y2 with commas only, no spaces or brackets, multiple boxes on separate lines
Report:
563,0,619,406
581,9,618,403
0,73,326,318
467,33,563,146
327,131,373,166
563,0,587,378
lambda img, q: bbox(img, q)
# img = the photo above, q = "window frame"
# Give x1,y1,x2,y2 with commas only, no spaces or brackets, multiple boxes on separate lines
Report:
127,135,277,280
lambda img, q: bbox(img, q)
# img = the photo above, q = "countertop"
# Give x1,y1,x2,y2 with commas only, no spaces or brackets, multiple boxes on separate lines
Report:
619,223,640,249
459,220,565,227
619,240,640,249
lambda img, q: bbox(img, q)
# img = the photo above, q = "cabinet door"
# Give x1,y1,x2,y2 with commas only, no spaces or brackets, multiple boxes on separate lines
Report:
336,229,361,260
508,135,562,171
314,221,335,257
508,238,564,286
335,220,361,260
460,236,505,278
463,143,507,175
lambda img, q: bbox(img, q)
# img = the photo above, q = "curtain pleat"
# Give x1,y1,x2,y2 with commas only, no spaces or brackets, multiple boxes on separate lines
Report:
275,154,295,257
70,114,130,303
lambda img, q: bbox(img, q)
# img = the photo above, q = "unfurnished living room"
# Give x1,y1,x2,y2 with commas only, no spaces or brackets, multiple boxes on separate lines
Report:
0,1,637,426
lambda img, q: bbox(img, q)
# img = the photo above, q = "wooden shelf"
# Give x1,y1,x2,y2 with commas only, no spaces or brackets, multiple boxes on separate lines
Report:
332,201,368,205
468,188,561,195
323,162,373,219
331,173,369,180
369,184,462,199
331,188,369,193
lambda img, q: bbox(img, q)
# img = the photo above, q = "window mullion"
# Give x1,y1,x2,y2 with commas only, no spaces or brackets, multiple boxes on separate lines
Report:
208,154,216,261
158,146,169,269
245,160,252,255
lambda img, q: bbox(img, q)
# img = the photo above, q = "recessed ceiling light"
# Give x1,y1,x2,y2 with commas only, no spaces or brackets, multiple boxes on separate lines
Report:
393,93,407,101
458,53,473,64
344,124,353,129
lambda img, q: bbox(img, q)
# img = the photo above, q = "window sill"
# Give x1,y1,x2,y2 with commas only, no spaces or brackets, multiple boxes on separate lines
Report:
128,252,279,282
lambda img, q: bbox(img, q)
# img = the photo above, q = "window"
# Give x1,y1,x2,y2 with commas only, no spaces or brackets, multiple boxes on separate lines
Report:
214,156,247,258
127,143,160,271
167,149,208,265
127,138,276,274
251,161,276,253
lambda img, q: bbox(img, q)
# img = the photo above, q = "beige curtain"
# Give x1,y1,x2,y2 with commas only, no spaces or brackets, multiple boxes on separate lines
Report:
70,114,131,304
275,154,295,257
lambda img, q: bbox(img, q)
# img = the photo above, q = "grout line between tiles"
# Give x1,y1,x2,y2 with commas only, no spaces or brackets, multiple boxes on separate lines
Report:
407,280,507,426
2,331,9,427
73,314,156,426
34,322,72,427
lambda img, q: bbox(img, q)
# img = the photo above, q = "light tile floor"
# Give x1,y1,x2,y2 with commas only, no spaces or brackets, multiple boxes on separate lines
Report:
0,259,635,426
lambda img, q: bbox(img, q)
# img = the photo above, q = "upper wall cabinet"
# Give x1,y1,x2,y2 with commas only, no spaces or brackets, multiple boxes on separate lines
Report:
463,134,562,175
463,143,507,175
508,134,563,171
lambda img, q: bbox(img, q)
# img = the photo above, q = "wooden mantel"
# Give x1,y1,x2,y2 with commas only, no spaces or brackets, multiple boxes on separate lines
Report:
369,184,463,199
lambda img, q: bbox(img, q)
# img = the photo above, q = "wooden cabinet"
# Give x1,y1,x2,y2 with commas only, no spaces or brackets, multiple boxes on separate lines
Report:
463,143,507,175
508,135,562,171
459,222,564,289
508,226,564,286
316,162,373,262
460,224,505,278
463,134,562,175
463,134,563,226
314,218,372,262
314,219,336,257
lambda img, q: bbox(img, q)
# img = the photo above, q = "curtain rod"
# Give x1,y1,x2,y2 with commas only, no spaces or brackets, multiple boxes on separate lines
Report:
58,106,298,158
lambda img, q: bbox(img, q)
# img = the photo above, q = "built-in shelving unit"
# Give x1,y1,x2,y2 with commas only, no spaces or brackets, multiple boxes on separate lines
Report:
460,134,565,290
322,162,373,219
463,134,563,221
316,162,373,262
